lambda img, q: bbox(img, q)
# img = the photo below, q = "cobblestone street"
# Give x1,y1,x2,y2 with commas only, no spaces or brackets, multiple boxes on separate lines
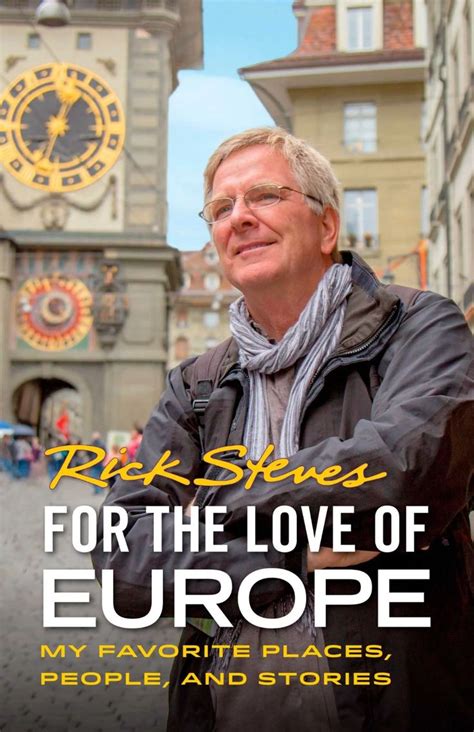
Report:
0,470,180,732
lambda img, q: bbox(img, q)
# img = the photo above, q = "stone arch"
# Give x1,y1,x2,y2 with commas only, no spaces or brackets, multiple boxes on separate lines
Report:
10,365,93,439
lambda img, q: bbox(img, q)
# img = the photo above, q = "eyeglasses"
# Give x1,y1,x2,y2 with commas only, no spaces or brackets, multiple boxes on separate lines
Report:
199,183,323,224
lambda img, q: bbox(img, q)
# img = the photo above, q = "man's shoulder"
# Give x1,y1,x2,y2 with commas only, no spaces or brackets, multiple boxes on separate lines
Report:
346,251,457,318
385,283,423,309
383,287,473,366
393,287,470,327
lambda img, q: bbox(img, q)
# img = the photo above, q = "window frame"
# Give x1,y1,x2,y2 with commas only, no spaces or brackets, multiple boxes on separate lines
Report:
27,33,40,49
203,311,220,329
413,0,427,48
76,32,92,50
343,101,377,153
343,188,379,251
337,0,383,52
204,272,221,292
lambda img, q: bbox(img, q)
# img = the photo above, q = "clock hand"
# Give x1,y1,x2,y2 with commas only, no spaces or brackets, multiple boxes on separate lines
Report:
40,74,81,162
42,99,74,162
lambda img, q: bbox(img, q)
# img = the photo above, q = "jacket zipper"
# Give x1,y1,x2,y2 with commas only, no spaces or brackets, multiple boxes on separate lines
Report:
304,301,403,413
310,301,400,384
337,301,401,359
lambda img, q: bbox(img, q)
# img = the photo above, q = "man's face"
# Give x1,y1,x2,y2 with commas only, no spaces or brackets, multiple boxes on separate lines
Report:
210,145,335,297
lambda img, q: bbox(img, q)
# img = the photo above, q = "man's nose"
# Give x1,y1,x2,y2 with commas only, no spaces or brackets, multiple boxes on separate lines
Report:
229,196,257,229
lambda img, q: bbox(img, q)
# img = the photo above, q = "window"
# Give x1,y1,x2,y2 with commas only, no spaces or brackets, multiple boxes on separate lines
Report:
344,102,376,152
344,189,378,249
204,246,219,264
204,272,220,292
27,33,40,49
413,0,427,48
347,6,373,50
77,33,92,50
337,0,382,51
203,311,220,329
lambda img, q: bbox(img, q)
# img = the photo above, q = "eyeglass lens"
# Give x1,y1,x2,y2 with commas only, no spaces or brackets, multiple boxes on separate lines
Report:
204,184,284,223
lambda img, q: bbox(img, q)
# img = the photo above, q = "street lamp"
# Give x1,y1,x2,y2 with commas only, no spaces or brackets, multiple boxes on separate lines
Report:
35,0,70,27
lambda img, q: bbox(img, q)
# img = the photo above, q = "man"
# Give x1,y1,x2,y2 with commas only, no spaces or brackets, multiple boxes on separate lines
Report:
93,128,473,731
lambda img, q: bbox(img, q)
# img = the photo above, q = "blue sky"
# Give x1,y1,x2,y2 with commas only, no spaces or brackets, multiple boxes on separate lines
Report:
167,0,295,251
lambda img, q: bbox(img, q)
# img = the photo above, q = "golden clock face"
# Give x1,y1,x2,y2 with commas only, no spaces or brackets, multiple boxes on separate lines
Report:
0,63,125,192
16,275,93,351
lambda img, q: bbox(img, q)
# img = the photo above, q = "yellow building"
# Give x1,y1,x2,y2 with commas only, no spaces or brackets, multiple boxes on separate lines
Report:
240,0,428,287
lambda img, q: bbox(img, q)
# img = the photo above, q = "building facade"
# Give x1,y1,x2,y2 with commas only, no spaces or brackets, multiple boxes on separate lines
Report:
168,242,239,370
0,0,202,439
240,0,428,288
425,0,473,329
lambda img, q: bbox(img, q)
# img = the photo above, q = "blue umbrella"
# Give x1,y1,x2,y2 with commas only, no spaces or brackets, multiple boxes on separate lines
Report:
0,420,12,429
12,424,35,437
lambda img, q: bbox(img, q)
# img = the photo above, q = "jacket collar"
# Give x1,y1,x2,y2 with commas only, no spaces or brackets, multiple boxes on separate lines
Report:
336,250,401,353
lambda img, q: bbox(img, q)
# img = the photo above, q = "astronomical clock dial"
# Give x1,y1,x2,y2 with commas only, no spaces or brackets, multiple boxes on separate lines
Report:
0,63,125,192
16,275,93,351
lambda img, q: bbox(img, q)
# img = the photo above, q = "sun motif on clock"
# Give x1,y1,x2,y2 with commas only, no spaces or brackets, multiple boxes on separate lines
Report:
0,63,125,192
16,275,93,351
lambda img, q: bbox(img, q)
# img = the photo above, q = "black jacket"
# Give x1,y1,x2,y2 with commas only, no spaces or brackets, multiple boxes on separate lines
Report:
93,253,474,731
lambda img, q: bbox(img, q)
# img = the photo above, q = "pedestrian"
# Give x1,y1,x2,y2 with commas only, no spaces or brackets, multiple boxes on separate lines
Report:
14,437,33,479
0,434,16,477
45,433,68,483
30,435,44,479
126,427,142,462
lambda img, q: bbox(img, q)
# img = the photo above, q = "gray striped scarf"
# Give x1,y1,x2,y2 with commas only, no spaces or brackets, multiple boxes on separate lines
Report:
229,263,352,459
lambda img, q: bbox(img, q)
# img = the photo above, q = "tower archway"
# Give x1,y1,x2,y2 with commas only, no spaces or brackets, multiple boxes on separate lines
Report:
10,367,93,444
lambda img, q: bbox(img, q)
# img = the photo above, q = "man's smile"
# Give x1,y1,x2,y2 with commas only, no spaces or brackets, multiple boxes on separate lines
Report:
234,240,275,256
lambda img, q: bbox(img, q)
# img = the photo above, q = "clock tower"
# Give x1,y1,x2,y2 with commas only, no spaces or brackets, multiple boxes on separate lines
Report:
0,1,203,440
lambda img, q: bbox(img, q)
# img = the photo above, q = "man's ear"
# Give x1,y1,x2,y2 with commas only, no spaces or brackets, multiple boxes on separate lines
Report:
320,207,340,257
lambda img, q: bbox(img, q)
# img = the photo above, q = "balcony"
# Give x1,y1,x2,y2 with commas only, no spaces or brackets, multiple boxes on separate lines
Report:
343,232,379,252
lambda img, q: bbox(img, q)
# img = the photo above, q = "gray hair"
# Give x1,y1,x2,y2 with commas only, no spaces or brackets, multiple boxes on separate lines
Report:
203,126,340,215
